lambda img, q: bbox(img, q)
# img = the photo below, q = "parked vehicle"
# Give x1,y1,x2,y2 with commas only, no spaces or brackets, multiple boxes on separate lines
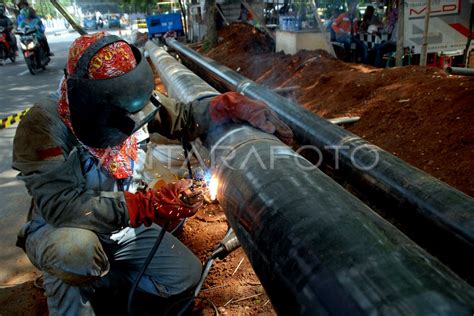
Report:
17,28,50,75
131,18,147,31
0,26,15,65
108,15,121,28
83,17,98,30
146,13,183,39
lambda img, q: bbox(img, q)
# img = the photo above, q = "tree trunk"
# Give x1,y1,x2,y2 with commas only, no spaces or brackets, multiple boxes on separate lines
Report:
420,0,432,66
395,0,405,66
205,0,218,48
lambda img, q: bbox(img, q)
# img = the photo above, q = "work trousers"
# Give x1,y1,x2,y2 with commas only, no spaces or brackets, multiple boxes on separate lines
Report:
25,222,202,315
336,33,368,64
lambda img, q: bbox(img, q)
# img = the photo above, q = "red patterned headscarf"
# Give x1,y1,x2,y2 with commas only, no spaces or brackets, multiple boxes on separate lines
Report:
58,32,138,179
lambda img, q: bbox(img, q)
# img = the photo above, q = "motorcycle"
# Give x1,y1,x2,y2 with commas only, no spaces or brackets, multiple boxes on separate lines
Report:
0,26,16,65
17,28,50,75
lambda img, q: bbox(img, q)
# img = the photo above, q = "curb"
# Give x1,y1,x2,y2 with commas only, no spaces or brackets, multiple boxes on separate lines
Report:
0,108,30,129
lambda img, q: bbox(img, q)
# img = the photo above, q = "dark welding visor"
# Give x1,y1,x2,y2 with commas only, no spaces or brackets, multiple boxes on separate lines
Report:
66,35,155,148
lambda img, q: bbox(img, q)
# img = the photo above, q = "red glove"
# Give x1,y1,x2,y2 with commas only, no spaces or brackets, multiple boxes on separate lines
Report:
125,179,203,228
209,92,294,145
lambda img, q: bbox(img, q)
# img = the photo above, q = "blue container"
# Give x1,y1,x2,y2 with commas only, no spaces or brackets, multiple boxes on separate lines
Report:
146,13,183,38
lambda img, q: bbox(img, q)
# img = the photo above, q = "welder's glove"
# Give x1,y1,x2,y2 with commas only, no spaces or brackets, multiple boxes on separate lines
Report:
209,92,294,145
125,179,203,227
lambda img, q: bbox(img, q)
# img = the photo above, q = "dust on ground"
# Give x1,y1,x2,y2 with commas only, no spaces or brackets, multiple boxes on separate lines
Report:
204,22,474,197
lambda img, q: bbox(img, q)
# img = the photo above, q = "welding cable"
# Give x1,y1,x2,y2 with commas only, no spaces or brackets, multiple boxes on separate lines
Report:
127,221,171,316
175,227,234,315
181,135,194,179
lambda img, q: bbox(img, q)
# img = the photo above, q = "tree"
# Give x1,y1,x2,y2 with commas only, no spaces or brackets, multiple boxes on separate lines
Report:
35,0,72,18
205,0,217,49
118,0,156,14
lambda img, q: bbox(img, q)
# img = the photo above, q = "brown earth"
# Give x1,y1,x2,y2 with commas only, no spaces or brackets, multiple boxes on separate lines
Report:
204,22,474,197
180,204,274,315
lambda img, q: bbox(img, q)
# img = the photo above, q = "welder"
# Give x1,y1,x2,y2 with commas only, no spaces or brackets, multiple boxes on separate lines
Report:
12,32,292,315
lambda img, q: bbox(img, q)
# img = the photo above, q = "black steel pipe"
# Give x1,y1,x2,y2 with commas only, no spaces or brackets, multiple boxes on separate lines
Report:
165,38,474,282
446,67,474,76
146,41,474,315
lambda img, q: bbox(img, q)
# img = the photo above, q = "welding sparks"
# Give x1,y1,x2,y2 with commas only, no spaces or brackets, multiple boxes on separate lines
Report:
209,175,218,201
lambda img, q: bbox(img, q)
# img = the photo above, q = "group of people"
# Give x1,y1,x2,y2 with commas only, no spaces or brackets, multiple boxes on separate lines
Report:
0,0,53,60
328,1,398,67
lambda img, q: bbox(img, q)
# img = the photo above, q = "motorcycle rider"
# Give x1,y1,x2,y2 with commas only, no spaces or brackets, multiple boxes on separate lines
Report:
17,0,53,56
13,32,292,314
18,7,52,57
0,4,18,57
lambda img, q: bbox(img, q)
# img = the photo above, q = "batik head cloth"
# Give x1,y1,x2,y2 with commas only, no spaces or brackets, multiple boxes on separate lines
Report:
58,32,138,179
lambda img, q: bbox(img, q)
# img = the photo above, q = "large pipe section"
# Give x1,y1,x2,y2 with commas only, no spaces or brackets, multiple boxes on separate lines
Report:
146,41,474,315
446,66,474,76
165,38,474,281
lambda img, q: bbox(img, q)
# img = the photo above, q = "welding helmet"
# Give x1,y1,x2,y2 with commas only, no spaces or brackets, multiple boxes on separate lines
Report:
65,34,156,148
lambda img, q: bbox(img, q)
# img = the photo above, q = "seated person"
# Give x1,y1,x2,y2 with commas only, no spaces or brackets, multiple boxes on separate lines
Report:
359,5,382,33
371,7,398,67
324,8,341,41
332,1,368,63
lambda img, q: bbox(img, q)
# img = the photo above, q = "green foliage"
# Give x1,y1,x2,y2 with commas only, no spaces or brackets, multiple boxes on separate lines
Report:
118,0,156,14
38,0,72,18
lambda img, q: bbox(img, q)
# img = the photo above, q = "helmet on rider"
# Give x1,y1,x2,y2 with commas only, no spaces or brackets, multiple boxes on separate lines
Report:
62,32,155,148
16,0,29,10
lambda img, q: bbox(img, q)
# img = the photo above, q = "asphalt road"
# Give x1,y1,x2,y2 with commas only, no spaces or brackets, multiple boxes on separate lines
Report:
0,30,79,284
0,31,79,117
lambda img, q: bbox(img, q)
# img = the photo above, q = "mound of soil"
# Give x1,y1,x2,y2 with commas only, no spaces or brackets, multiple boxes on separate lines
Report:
204,23,474,197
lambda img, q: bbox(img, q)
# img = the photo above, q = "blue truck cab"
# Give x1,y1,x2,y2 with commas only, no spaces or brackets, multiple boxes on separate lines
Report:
146,13,183,38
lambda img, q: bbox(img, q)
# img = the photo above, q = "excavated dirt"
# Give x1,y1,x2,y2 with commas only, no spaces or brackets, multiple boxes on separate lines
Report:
180,205,274,315
204,22,474,197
